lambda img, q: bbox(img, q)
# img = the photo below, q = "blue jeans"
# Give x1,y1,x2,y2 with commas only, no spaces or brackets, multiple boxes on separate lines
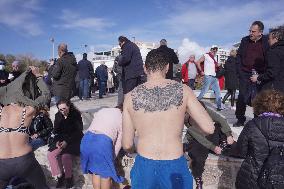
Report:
29,138,46,151
99,81,106,98
79,79,90,99
198,75,222,109
188,79,195,90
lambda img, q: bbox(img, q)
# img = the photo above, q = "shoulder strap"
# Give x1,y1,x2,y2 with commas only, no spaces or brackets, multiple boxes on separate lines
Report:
20,107,27,127
0,106,3,119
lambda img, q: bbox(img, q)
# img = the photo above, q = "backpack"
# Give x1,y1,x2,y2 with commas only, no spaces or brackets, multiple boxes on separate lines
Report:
257,128,284,189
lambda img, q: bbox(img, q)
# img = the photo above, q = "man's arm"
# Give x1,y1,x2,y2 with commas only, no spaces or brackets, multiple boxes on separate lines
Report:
118,44,132,66
185,86,215,134
195,55,205,75
122,93,135,153
49,61,63,80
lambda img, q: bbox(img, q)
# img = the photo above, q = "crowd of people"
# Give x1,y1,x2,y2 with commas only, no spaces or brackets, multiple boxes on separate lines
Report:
0,20,283,189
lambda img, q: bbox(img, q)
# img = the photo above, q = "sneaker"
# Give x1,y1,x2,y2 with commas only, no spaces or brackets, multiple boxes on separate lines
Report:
231,106,236,110
65,177,74,189
195,176,203,189
55,175,65,188
216,107,224,111
233,121,244,127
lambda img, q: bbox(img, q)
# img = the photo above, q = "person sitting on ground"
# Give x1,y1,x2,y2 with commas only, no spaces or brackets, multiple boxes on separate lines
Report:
80,106,124,189
235,90,284,189
29,107,53,151
0,66,51,189
184,101,235,189
122,49,215,189
47,99,83,189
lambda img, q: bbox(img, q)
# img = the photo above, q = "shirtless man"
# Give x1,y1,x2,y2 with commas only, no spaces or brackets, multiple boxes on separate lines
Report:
0,67,50,189
122,49,215,189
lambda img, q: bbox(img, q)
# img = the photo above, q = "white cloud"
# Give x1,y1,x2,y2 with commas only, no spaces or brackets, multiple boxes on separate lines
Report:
177,38,207,64
0,0,43,36
57,9,115,31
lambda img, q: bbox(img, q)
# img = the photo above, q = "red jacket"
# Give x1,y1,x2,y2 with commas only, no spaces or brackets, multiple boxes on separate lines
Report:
181,62,189,83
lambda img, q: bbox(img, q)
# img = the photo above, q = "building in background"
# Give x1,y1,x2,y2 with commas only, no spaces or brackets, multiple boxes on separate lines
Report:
216,48,230,64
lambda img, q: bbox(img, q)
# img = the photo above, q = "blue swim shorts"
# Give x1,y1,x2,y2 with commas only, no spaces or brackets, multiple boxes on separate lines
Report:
130,154,193,189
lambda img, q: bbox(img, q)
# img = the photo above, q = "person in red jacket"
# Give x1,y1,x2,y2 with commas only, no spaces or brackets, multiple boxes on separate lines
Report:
181,55,197,90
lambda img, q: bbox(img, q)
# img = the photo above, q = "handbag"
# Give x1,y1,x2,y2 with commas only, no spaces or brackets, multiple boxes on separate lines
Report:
215,65,225,78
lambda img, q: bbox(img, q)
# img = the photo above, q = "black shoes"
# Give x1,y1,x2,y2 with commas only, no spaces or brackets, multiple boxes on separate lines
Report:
65,177,74,188
55,175,65,188
233,121,244,127
195,177,203,189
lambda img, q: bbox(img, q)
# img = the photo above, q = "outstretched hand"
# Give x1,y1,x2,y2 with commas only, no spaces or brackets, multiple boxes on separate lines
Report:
29,66,41,78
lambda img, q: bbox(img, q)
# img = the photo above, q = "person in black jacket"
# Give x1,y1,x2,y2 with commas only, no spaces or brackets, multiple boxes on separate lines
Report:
157,39,179,80
49,43,77,103
29,108,53,151
0,60,9,87
234,21,270,127
77,53,94,100
118,36,145,94
222,49,238,109
95,62,108,99
235,90,284,189
251,26,284,93
47,99,83,188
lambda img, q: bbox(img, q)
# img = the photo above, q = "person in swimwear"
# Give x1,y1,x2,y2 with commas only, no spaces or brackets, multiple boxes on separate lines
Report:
122,49,215,189
0,66,50,189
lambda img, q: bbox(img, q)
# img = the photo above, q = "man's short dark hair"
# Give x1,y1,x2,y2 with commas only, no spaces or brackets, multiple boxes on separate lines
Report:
269,26,284,41
118,36,129,43
83,53,87,59
145,49,170,72
252,21,264,31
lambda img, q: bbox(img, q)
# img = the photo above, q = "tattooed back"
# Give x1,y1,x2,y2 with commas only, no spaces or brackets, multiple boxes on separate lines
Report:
123,80,191,159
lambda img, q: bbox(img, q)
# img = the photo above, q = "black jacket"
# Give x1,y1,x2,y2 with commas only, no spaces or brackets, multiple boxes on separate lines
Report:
235,116,284,189
118,40,144,80
258,41,284,93
29,112,53,142
49,52,77,100
224,56,238,90
52,108,83,156
95,64,108,82
237,35,269,74
77,58,94,80
157,45,179,79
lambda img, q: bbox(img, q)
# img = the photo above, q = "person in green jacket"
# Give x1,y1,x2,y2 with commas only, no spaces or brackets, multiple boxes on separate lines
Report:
184,101,235,189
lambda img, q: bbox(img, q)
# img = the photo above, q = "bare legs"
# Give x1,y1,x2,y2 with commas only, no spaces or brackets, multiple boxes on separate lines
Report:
92,174,111,189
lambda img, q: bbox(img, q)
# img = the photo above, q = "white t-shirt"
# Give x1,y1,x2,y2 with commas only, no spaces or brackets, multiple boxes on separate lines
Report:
203,53,216,76
188,63,197,79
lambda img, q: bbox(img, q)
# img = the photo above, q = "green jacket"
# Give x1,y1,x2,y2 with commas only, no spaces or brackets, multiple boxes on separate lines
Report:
185,106,232,151
0,70,50,108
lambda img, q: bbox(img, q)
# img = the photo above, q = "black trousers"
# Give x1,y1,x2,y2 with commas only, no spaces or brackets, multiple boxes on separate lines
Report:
235,71,262,123
0,152,49,189
222,89,236,106
187,124,227,178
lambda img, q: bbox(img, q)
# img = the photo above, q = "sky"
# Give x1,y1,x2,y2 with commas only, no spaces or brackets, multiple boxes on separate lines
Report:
0,0,283,63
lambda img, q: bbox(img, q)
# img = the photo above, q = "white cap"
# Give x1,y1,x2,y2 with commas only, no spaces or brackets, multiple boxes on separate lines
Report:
211,45,218,49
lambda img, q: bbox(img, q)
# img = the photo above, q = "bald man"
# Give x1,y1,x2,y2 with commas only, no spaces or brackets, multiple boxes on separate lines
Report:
49,43,77,102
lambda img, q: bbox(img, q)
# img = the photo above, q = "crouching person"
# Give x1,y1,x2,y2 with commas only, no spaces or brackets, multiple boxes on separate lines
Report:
185,101,235,189
80,106,124,189
29,107,53,151
47,99,83,188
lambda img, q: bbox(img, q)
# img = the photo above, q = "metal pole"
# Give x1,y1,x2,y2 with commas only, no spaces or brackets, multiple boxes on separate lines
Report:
50,37,55,60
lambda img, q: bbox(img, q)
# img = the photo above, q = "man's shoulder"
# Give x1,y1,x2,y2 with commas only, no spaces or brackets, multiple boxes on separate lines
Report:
129,81,185,112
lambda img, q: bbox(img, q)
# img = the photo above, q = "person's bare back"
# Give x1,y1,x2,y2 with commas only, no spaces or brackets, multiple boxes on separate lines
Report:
0,104,35,158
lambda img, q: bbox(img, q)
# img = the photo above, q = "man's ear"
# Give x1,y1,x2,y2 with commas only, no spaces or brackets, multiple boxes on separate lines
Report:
143,64,148,75
165,64,169,73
